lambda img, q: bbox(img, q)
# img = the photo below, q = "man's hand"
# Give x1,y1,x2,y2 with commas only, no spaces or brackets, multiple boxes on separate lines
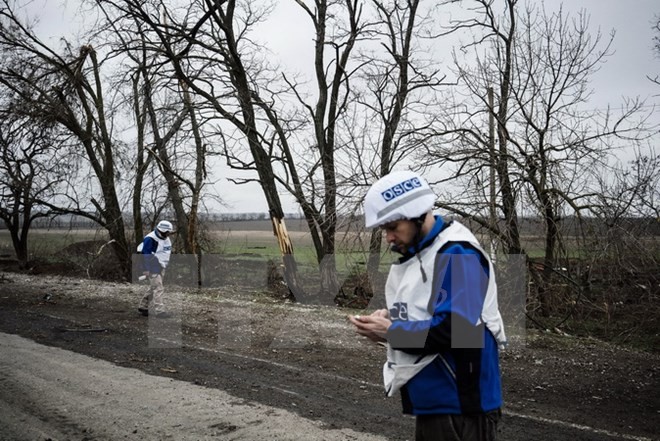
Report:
349,309,391,343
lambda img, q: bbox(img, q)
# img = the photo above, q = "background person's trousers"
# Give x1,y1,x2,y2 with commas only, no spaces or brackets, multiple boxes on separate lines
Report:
415,409,500,441
139,274,166,313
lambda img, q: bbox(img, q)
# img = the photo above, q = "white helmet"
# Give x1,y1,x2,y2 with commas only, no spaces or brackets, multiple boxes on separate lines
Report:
156,220,174,233
364,170,436,229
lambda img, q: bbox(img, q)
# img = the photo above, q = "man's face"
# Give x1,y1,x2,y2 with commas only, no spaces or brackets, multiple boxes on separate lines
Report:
381,219,416,251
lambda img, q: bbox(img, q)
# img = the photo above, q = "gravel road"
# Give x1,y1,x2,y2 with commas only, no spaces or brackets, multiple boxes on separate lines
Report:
0,332,388,441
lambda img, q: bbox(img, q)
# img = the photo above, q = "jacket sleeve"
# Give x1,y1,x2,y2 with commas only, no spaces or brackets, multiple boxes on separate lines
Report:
386,243,489,353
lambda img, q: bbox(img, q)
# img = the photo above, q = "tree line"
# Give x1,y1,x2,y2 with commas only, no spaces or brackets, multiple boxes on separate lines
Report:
0,0,658,314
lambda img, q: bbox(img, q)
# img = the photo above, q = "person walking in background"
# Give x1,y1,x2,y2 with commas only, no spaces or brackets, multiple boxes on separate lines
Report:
138,220,174,318
349,170,507,441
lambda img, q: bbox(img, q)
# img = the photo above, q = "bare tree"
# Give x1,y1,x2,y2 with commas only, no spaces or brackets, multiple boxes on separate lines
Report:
595,150,660,221
0,113,64,268
92,0,376,299
0,2,133,277
344,0,449,277
93,2,214,262
281,0,367,298
575,149,660,329
432,0,523,255
430,1,654,315
92,0,309,294
649,14,660,87
508,6,652,313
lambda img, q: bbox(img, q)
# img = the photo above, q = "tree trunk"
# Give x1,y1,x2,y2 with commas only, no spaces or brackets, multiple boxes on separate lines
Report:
539,196,559,317
103,203,132,280
271,215,302,301
367,229,383,280
8,227,28,269
497,0,522,255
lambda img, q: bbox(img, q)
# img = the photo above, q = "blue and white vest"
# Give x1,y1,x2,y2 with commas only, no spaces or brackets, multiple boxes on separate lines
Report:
383,221,506,398
139,231,172,273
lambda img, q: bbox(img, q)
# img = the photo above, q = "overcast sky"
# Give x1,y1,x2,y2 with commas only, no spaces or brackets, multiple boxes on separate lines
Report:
23,0,660,214
563,0,659,106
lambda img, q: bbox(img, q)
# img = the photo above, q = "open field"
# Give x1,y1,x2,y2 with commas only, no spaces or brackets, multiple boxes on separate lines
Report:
0,225,381,276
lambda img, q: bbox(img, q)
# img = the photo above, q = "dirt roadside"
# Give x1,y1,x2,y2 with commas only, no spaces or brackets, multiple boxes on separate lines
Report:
0,272,658,441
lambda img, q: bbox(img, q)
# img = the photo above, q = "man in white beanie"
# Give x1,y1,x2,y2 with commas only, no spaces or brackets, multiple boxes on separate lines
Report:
138,220,174,318
349,170,506,441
